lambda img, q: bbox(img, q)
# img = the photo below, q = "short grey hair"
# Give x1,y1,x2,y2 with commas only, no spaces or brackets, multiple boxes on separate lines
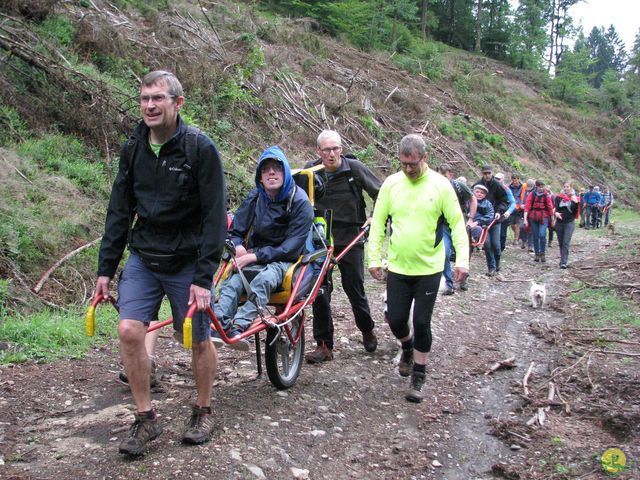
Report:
317,130,341,147
141,70,184,98
399,134,426,158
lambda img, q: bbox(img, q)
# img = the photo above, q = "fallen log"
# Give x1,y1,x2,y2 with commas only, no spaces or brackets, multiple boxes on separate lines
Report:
32,238,101,294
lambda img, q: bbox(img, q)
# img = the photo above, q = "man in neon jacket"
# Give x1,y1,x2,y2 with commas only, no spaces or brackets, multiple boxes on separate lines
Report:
368,134,469,404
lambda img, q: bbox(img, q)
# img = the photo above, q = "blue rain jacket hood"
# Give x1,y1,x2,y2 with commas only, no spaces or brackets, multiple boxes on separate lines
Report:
255,146,294,203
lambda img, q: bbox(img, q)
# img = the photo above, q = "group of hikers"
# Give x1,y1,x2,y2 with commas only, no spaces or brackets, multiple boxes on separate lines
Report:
93,70,610,457
437,167,613,281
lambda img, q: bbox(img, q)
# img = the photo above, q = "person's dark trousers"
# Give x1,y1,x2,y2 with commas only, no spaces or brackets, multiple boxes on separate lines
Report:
312,243,374,350
555,221,575,266
604,208,611,226
483,223,501,271
548,224,554,245
386,271,442,353
596,208,603,228
584,205,592,229
589,206,599,229
500,221,509,252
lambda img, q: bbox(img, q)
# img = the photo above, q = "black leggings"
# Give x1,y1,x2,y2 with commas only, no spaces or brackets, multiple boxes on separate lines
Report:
386,271,442,353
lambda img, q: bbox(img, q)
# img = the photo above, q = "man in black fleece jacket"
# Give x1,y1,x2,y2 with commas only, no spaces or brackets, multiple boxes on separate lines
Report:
94,71,226,455
304,130,382,363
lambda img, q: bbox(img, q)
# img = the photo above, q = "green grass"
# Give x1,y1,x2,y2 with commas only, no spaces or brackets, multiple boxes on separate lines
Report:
16,134,110,196
570,287,640,329
0,306,119,364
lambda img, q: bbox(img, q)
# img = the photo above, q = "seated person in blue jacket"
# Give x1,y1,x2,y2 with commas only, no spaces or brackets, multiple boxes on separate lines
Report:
211,146,314,350
468,184,495,242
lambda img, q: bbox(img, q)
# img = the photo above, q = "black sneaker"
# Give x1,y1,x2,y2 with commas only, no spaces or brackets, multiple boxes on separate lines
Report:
398,349,414,377
486,270,496,277
362,330,378,353
118,412,163,456
405,371,426,403
118,359,159,388
182,406,215,445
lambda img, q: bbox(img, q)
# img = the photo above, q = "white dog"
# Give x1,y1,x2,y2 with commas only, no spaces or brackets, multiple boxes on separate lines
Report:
530,282,546,309
382,289,414,365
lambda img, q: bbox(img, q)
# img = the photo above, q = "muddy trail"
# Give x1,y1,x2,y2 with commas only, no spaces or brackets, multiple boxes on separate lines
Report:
1,226,639,480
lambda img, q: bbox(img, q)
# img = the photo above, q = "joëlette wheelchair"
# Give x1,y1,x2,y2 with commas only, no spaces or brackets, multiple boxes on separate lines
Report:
86,165,369,390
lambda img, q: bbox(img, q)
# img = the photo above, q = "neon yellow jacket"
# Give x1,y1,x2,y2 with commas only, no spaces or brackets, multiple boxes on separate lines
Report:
368,168,469,275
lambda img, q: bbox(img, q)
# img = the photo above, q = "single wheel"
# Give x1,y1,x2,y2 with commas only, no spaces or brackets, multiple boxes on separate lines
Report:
265,313,305,390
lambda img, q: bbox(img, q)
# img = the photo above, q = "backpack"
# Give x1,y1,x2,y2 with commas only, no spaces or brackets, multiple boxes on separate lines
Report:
529,192,549,222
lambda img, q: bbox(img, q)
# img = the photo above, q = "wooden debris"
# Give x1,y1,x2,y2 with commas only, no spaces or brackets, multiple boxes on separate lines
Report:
522,361,535,396
32,238,101,294
484,356,516,375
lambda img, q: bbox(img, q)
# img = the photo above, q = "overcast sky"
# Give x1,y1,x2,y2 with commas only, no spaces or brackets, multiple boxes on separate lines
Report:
569,0,638,51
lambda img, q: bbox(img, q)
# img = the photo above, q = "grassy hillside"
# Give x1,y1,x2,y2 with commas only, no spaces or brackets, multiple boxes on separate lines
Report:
0,0,638,318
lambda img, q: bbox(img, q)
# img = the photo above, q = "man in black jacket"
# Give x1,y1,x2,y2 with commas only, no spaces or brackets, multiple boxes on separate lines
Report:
304,130,382,363
473,165,509,275
94,71,227,455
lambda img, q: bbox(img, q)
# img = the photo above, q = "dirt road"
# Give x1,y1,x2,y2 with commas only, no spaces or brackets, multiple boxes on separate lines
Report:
1,227,638,479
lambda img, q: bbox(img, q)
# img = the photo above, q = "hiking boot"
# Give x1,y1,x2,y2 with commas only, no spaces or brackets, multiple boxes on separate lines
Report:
118,412,163,456
182,405,215,445
362,330,378,353
459,279,468,291
442,287,455,296
118,359,159,388
398,349,414,377
540,253,546,263
227,329,250,352
405,371,427,403
305,343,333,364
486,269,496,277
534,254,540,262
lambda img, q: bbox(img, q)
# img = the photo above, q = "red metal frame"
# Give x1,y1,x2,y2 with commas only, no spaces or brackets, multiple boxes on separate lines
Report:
471,218,497,248
86,226,371,349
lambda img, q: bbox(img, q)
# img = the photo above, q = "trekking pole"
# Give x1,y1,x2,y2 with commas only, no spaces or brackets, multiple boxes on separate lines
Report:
86,294,117,336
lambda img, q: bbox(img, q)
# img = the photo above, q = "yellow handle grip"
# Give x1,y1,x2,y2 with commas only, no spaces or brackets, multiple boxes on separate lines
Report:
183,317,192,350
86,306,96,337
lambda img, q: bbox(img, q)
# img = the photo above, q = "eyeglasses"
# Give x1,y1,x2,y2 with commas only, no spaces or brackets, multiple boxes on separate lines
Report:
139,94,175,105
320,146,342,154
399,160,423,170
261,163,283,173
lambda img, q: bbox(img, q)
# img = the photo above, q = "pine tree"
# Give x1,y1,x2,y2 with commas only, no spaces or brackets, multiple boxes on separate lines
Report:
629,29,640,78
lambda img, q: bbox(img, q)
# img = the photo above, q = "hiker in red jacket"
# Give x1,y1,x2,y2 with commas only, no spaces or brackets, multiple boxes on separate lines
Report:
524,179,555,263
